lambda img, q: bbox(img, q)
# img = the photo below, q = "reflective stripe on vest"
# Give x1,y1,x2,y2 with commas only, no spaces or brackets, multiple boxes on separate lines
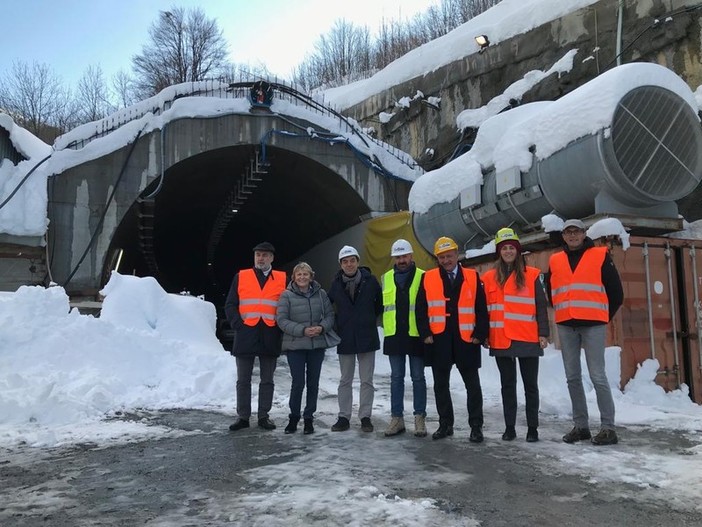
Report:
549,247,609,323
423,267,477,342
382,267,424,337
482,266,540,349
238,268,286,327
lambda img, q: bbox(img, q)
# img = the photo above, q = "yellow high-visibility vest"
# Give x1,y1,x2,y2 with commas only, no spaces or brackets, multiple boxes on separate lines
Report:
382,267,424,337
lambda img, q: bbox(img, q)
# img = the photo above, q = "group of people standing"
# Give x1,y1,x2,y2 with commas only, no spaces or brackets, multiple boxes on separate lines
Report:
224,217,623,446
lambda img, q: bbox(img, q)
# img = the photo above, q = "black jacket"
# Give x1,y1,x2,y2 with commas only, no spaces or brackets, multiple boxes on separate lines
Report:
327,266,383,355
544,237,624,326
416,266,489,370
224,268,284,357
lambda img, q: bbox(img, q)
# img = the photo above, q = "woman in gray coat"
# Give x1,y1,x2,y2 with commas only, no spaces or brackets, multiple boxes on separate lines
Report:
276,262,337,434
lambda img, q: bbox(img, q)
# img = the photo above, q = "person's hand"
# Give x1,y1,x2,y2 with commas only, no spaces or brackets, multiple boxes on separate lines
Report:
471,338,482,345
305,326,323,337
539,337,549,349
424,336,434,344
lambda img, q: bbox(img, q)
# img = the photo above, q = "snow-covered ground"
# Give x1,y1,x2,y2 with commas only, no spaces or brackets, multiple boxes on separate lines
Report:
2,272,702,519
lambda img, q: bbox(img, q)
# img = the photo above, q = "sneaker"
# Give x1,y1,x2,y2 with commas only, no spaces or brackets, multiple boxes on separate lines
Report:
258,417,276,430
562,426,591,443
284,417,299,434
502,426,516,441
591,428,618,445
384,416,406,436
526,427,539,442
469,426,484,443
331,417,350,432
361,417,374,433
414,415,427,437
228,418,249,431
303,418,315,435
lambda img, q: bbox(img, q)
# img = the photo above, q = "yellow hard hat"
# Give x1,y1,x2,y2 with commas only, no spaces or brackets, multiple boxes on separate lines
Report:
495,227,522,252
433,236,458,256
495,227,519,245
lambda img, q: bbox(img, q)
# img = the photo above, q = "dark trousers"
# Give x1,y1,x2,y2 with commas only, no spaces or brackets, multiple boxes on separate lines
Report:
236,355,277,420
286,349,325,419
432,364,483,428
495,356,540,428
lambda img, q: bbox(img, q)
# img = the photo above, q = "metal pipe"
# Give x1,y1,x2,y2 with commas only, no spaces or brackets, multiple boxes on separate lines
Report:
690,245,702,370
643,242,656,360
665,242,682,387
616,0,624,67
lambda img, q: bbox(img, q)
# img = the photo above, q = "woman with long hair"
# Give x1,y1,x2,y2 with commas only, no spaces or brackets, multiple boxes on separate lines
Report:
482,228,549,442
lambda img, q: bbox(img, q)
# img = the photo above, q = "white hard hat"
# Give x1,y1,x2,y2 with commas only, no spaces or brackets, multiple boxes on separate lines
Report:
338,245,360,261
390,239,413,257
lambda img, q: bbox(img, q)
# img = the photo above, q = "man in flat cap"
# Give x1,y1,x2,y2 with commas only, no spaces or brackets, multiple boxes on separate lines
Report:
225,242,286,432
546,219,623,445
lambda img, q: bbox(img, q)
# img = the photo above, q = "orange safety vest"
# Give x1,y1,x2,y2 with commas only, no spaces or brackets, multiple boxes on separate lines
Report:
238,269,286,327
549,247,609,323
423,267,477,342
482,267,540,349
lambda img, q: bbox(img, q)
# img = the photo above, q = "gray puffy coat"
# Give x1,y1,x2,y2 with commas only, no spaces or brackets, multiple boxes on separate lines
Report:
276,280,336,351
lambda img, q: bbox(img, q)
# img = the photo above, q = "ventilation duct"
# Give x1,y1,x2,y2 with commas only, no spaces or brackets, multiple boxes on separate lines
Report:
413,84,702,253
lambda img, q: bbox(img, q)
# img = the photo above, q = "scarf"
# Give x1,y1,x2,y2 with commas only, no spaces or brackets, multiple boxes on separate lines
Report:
342,270,362,301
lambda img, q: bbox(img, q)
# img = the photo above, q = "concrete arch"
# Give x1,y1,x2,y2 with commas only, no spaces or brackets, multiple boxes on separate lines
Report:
48,111,412,300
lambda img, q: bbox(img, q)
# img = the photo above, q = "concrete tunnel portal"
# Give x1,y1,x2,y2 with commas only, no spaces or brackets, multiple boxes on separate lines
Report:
107,143,376,310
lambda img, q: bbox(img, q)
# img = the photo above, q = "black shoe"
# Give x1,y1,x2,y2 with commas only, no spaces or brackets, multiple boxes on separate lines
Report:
562,426,591,443
432,424,454,440
258,418,276,430
228,419,250,431
284,417,299,434
526,427,539,442
502,426,516,441
331,417,350,432
361,417,374,433
303,418,315,435
469,426,484,443
591,428,618,445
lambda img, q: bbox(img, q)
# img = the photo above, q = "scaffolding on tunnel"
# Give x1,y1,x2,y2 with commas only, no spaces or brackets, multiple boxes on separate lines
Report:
205,150,269,266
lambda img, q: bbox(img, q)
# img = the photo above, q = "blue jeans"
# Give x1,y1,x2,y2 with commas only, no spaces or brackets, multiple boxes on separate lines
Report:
389,354,426,417
557,324,615,430
286,349,325,419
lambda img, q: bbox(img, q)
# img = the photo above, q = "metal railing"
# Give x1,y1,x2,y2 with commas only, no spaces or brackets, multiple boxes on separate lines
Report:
58,76,420,173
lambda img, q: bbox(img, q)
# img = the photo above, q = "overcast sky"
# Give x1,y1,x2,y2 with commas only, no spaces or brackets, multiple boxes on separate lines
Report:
0,0,434,88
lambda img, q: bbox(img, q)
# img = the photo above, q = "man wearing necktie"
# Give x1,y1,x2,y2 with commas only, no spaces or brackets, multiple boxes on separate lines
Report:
416,236,489,442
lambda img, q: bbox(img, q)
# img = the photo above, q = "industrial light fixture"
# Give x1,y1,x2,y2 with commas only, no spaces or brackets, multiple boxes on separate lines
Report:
475,35,490,53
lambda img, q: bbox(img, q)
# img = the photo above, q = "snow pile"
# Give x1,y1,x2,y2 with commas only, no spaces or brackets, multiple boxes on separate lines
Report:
0,273,235,445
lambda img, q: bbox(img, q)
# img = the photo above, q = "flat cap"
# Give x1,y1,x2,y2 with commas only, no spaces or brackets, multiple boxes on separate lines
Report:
252,241,275,253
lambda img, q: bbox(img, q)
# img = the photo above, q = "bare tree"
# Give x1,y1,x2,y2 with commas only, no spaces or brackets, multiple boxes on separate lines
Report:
0,60,71,141
112,69,138,109
76,64,114,123
132,7,229,98
293,0,502,91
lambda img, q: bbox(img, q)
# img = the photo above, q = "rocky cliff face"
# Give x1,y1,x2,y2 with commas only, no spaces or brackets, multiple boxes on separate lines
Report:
343,0,702,177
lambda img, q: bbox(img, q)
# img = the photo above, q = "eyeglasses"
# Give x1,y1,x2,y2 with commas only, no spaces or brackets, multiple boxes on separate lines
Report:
563,229,585,235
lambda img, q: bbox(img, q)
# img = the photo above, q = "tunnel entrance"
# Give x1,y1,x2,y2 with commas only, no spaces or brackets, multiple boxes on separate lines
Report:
106,144,371,310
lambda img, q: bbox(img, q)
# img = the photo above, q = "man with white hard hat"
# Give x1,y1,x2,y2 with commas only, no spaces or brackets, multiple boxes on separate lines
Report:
328,245,383,432
381,239,427,437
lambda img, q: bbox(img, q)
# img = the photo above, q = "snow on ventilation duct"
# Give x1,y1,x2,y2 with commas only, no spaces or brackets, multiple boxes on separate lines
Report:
410,63,702,253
